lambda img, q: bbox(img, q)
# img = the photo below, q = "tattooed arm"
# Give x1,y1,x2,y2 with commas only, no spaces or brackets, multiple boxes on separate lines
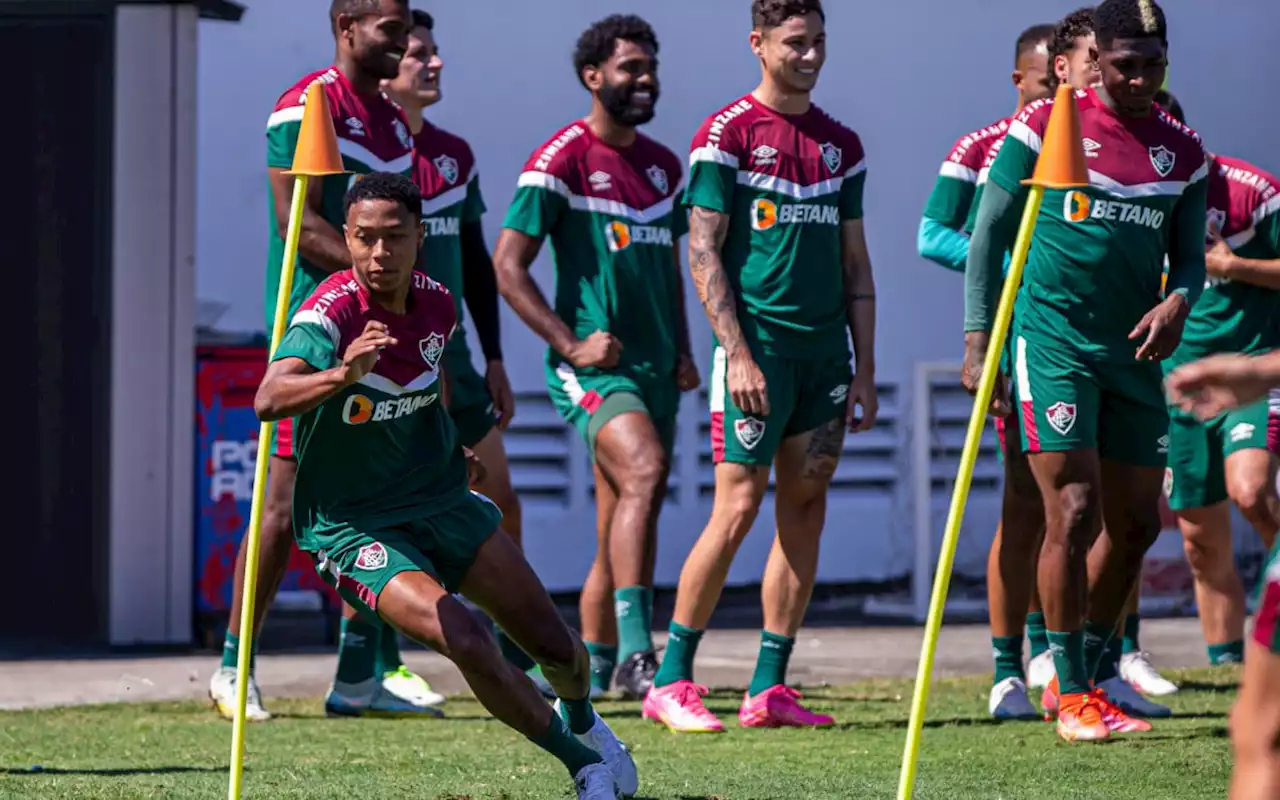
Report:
688,206,768,415
840,219,878,430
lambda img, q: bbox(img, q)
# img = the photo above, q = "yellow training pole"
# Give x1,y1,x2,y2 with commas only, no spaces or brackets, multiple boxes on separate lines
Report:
895,82,1088,800
226,80,347,800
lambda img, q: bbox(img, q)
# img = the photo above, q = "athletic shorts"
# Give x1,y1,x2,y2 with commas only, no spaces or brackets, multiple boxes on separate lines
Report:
1253,528,1280,654
708,345,852,466
273,417,295,460
1165,397,1275,511
446,346,498,450
309,490,502,617
1011,334,1168,467
546,361,678,460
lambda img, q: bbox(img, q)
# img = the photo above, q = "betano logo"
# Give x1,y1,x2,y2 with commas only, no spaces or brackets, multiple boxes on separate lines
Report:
342,392,436,425
604,221,673,252
750,198,839,231
1063,191,1165,230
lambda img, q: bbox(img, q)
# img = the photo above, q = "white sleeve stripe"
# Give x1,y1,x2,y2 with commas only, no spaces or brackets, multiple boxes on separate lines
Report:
1253,193,1280,225
844,159,867,178
939,162,978,183
1188,160,1210,184
289,309,340,349
266,106,305,131
516,170,570,198
690,146,739,169
1007,120,1042,154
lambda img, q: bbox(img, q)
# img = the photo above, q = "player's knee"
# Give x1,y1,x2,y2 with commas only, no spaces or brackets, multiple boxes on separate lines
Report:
710,480,764,545
525,623,580,672
618,448,667,500
1230,700,1280,763
438,606,499,671
1052,482,1097,537
1229,472,1273,525
1181,528,1230,579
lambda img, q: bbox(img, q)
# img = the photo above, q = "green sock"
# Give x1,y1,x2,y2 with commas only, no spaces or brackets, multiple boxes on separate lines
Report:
615,586,652,661
1122,613,1142,654
1094,636,1123,683
1047,629,1090,695
335,615,380,686
1208,640,1245,665
375,621,402,677
991,635,1024,684
585,642,617,694
532,709,603,776
748,631,795,696
556,693,597,735
1025,612,1049,660
653,623,702,688
497,628,537,672
1082,620,1114,685
220,631,255,671
642,587,655,634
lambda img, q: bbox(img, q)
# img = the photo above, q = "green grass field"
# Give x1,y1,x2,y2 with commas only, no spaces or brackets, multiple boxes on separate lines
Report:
0,667,1238,799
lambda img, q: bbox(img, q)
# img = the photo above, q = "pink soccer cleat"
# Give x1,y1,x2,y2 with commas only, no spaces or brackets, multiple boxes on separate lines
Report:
738,685,835,728
641,680,725,733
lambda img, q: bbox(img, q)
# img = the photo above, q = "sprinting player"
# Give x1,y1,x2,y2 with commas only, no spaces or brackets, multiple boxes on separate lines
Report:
1166,354,1280,800
644,0,876,732
964,0,1206,742
494,15,699,700
919,22,1054,721
255,172,637,799
381,10,540,681
209,0,442,721
1166,132,1280,666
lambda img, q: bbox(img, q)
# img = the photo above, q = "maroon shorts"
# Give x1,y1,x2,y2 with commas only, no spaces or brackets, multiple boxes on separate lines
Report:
1269,389,1280,455
273,417,295,460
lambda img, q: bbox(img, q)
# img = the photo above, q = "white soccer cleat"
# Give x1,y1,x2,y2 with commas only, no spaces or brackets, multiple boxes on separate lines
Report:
1097,676,1172,718
381,665,447,709
1027,651,1056,689
555,699,638,798
1119,651,1179,696
574,762,621,800
325,678,444,718
988,676,1041,720
209,666,271,722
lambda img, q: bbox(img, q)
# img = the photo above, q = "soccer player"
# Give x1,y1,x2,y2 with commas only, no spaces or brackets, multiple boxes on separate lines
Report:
919,22,1054,721
1165,133,1280,667
964,0,1206,742
644,0,875,732
494,15,698,700
208,0,441,722
256,172,637,799
381,10,541,680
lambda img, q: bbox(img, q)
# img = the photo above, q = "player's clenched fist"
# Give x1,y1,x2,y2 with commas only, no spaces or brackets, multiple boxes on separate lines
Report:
341,320,398,383
569,330,622,369
727,351,769,416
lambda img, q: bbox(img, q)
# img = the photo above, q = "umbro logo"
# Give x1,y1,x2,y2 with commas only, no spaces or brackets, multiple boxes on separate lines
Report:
588,171,612,192
752,144,778,166
1083,138,1101,158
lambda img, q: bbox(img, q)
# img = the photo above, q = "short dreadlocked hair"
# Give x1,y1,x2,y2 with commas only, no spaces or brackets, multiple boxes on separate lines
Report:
572,15,659,89
752,0,825,31
1154,88,1185,123
1094,0,1167,48
343,172,422,221
1015,23,1055,66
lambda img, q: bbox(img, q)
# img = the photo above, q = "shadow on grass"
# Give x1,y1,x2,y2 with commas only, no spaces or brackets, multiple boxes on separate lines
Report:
833,716,1006,731
3,765,225,777
1176,681,1239,692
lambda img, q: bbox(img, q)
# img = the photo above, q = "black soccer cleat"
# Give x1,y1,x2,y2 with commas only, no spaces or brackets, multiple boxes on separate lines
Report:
614,650,659,699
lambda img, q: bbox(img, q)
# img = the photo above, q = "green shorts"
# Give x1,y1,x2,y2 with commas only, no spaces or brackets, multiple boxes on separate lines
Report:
446,346,497,449
546,361,677,460
709,345,852,466
1011,334,1168,467
309,491,502,617
1165,397,1273,511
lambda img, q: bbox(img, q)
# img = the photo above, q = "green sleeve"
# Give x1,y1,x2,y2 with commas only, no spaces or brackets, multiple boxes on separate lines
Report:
265,109,303,170
1257,201,1280,256
462,172,486,223
272,316,338,372
683,156,736,213
840,167,866,221
962,182,986,235
964,181,1023,333
501,174,567,239
671,205,689,239
1165,174,1208,307
923,173,975,230
985,132,1037,201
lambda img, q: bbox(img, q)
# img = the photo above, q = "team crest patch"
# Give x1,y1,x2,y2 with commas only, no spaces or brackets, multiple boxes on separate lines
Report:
735,417,766,450
420,332,445,369
646,164,669,194
1207,207,1227,238
433,154,459,185
1149,145,1176,178
393,119,411,150
1045,401,1076,436
820,142,842,174
1163,467,1174,499
354,542,388,571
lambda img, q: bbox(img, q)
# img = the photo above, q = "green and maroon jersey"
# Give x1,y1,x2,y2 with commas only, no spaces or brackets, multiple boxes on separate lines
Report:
501,122,687,385
411,116,485,359
684,96,866,360
264,67,413,331
1174,155,1280,360
272,269,466,545
925,117,1010,231
985,89,1208,360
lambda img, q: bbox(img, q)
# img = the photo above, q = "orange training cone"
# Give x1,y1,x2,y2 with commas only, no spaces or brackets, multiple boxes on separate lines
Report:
1022,83,1089,189
285,81,348,177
